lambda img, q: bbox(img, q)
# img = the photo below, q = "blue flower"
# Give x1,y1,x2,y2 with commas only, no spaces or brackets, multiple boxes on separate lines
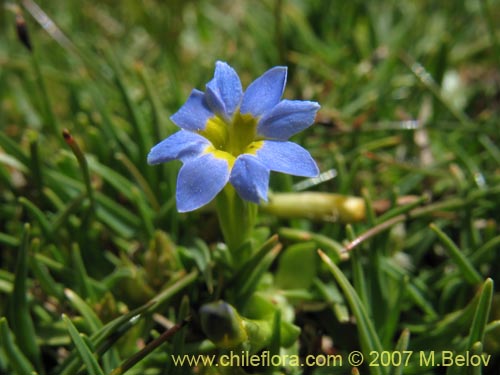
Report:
148,61,320,212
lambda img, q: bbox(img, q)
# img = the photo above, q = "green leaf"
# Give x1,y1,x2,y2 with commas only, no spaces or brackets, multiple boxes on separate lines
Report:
64,289,103,333
319,250,386,375
267,310,281,374
229,234,279,293
70,243,96,302
18,198,53,241
236,243,282,302
467,278,493,347
62,314,105,375
28,239,64,299
6,223,42,371
0,131,30,166
0,232,20,248
390,329,410,375
167,295,190,375
313,278,350,323
275,241,318,289
0,317,37,375
278,227,344,262
106,48,150,170
58,301,153,375
430,223,482,284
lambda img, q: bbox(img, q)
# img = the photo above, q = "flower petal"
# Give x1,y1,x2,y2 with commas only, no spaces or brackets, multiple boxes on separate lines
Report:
240,66,287,117
147,130,211,164
205,61,243,119
176,153,230,212
170,89,214,131
257,100,320,140
230,155,270,203
255,140,319,177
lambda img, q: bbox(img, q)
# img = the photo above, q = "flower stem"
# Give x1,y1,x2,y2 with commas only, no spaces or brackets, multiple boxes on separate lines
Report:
216,185,257,262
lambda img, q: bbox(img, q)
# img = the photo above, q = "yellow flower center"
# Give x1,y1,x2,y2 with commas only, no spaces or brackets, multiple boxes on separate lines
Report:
198,111,264,166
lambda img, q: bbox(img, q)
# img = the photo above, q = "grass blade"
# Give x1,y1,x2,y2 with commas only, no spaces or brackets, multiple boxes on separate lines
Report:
0,317,37,375
63,129,95,212
6,223,42,371
64,289,103,333
62,314,105,375
319,249,386,375
429,223,482,285
467,278,493,347
390,329,410,375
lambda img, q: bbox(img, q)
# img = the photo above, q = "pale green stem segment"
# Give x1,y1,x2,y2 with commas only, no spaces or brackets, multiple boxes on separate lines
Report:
263,192,366,222
216,185,257,262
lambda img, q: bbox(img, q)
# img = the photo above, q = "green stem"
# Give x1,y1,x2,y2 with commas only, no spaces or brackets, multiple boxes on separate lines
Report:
216,185,257,260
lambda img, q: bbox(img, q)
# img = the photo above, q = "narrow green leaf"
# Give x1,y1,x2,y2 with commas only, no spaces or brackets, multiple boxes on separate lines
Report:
86,82,121,151
62,314,105,375
348,224,369,309
29,239,64,298
0,152,28,173
381,276,407,348
409,284,486,348
0,232,20,247
50,191,87,234
376,195,429,224
390,329,410,375
190,239,214,294
116,152,160,211
0,317,37,375
18,197,53,241
278,227,344,262
362,188,377,226
136,62,171,141
168,295,190,375
28,132,44,197
63,129,95,212
31,49,60,137
382,258,438,319
467,278,493,347
402,54,473,129
319,250,386,375
59,301,153,375
236,244,282,301
45,169,140,233
470,235,500,264
64,289,103,333
110,318,190,375
313,278,350,323
0,126,30,166
269,309,281,359
6,223,42,371
131,186,155,239
231,234,280,286
467,341,484,375
87,158,136,200
106,49,150,170
430,223,482,284
70,243,96,302
147,270,199,314
479,134,500,164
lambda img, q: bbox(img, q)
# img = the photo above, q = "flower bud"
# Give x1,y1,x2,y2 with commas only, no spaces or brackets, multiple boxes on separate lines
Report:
16,14,32,52
199,301,247,348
